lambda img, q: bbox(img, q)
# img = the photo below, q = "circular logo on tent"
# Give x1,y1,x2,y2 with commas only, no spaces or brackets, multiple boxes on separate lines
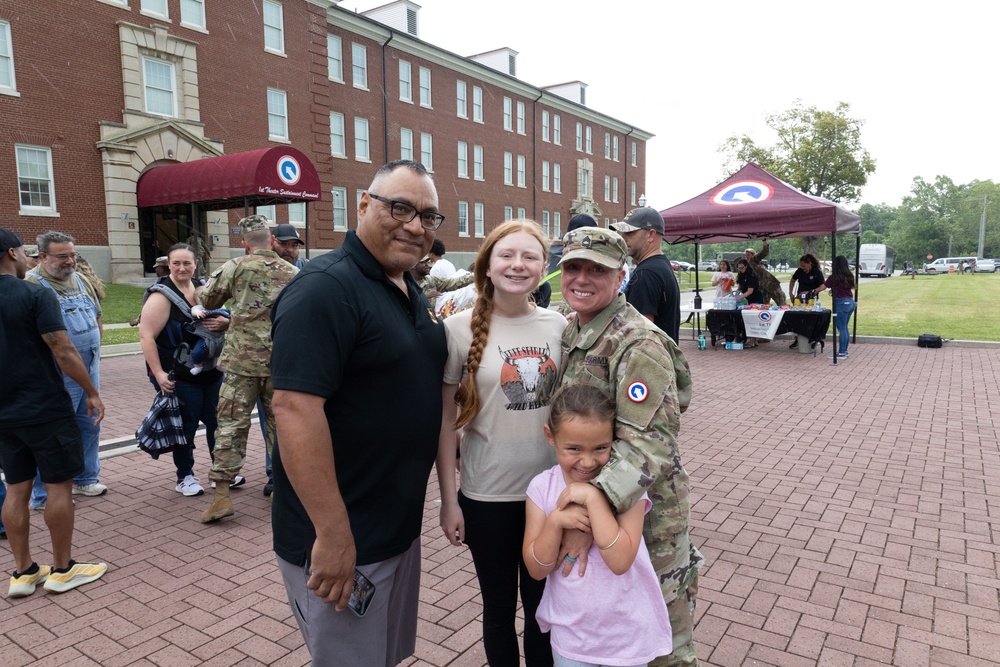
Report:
712,181,773,206
757,311,772,322
277,156,301,186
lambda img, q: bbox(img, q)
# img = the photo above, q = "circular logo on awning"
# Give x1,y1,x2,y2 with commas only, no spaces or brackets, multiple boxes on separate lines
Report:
277,156,301,186
712,181,773,206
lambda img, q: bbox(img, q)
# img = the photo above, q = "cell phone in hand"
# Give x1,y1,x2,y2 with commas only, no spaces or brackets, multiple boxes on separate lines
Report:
348,568,376,616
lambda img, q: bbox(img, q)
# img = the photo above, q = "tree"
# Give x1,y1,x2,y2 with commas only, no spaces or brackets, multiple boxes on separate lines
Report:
858,203,897,245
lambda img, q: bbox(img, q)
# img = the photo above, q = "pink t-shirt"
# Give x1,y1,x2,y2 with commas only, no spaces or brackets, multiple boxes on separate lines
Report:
527,466,673,666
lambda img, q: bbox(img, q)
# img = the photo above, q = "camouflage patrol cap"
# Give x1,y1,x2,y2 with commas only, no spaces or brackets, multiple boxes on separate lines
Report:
559,227,628,270
239,214,271,234
153,255,169,268
23,244,39,258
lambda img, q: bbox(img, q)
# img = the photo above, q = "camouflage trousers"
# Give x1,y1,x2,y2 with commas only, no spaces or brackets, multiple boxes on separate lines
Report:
208,373,275,484
650,566,700,666
647,535,703,667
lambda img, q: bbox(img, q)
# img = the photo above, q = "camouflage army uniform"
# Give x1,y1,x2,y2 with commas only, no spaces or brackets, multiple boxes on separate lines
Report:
558,292,702,666
201,245,298,484
750,241,785,306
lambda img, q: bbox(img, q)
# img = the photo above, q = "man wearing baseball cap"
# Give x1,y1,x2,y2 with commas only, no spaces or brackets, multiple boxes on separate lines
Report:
612,206,681,344
271,224,307,269
555,226,701,666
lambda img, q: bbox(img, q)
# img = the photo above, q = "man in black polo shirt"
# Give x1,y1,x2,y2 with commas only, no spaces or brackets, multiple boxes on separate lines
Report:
269,160,447,665
612,206,682,343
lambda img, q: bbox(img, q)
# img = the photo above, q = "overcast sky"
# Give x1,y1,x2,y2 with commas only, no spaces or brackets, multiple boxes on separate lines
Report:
345,0,998,210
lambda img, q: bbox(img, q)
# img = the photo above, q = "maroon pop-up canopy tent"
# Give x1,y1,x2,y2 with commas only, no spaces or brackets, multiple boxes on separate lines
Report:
658,162,861,358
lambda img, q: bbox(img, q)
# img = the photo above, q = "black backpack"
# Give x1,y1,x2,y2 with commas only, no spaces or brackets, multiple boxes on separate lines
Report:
917,334,943,348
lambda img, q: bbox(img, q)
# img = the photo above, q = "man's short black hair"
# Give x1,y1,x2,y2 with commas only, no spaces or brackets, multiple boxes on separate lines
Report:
431,239,446,256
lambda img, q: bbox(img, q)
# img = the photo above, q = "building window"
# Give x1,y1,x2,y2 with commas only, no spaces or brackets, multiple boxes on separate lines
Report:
256,204,276,222
288,202,306,227
143,57,176,117
553,212,561,239
503,152,513,185
457,141,468,178
458,201,469,236
327,34,343,82
516,101,525,134
330,112,346,157
517,207,526,219
605,133,611,159
613,177,619,203
263,0,284,53
15,145,56,213
141,0,169,18
268,88,288,140
352,43,367,89
541,211,550,237
553,115,561,145
632,142,637,166
0,20,15,93
473,145,484,180
604,175,610,201
517,155,526,188
503,97,512,131
631,181,636,205
474,202,484,238
613,136,619,162
580,166,590,198
180,0,205,29
419,66,431,107
542,111,550,142
586,127,592,154
473,86,483,123
553,163,561,193
420,133,433,171
456,80,467,118
504,206,513,221
400,128,413,160
356,189,365,221
354,117,370,161
576,123,583,151
399,60,412,102
332,186,348,231
542,161,550,192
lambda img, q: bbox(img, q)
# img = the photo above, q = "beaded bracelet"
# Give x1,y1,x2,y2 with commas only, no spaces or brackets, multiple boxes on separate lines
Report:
599,528,622,551
530,544,556,568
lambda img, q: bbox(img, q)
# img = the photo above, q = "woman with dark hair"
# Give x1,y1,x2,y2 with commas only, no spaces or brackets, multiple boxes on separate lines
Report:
735,257,763,348
711,259,736,298
436,220,566,667
787,253,825,348
815,255,857,359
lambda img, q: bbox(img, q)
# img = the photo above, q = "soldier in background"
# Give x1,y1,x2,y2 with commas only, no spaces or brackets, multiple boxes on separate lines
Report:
187,231,213,279
198,215,298,523
555,227,701,666
23,245,39,270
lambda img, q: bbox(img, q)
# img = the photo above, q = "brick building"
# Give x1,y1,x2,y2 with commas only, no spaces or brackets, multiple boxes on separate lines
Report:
0,0,651,282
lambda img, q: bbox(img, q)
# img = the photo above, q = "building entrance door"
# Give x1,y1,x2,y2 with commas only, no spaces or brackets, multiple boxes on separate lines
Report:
138,205,205,274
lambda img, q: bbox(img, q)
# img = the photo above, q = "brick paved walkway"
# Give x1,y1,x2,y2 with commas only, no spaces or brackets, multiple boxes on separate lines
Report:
1,339,998,665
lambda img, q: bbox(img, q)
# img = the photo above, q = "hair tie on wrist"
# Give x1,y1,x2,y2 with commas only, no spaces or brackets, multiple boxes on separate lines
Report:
599,528,622,551
530,545,555,568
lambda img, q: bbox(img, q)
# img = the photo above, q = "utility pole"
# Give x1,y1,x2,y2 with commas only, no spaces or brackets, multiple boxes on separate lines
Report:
978,194,988,258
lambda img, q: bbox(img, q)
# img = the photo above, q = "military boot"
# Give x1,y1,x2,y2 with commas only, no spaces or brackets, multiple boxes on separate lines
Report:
200,484,234,523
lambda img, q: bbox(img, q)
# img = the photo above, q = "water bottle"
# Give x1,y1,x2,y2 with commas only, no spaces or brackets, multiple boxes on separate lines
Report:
816,295,822,310
698,333,706,350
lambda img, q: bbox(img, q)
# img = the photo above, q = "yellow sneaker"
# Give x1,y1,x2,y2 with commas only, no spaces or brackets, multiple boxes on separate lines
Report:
8,564,51,598
42,561,107,593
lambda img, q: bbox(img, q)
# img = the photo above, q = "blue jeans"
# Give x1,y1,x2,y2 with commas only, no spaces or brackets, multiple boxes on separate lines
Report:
0,480,6,532
31,343,101,505
257,397,273,481
149,375,222,481
834,298,856,355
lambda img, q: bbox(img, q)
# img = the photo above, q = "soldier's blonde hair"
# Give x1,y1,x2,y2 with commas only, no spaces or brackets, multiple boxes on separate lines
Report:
453,220,549,428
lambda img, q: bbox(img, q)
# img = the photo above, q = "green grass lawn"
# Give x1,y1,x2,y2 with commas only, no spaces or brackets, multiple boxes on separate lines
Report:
102,284,148,324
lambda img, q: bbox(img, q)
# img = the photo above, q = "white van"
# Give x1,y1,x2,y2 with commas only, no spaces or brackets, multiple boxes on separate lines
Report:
923,257,977,273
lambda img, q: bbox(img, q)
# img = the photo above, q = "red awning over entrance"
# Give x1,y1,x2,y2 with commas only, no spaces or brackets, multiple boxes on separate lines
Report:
137,146,322,209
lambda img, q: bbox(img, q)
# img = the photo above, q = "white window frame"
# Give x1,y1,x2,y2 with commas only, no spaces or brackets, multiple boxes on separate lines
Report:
456,80,467,118
473,145,484,180
586,126,592,154
180,0,206,30
542,161,550,192
553,114,561,145
457,141,468,178
141,0,169,19
143,56,177,117
542,111,550,142
504,206,513,221
327,34,343,82
256,204,276,222
517,207,526,219
458,201,469,237
554,163,561,193
605,132,611,159
604,175,611,201
613,136,619,162
613,177,619,203
352,43,368,89
541,210,550,237
503,97,512,131
332,186,348,231
354,117,370,161
0,20,16,95
420,132,433,171
472,86,483,123
268,88,288,141
399,60,412,102
553,212,561,239
576,122,583,151
15,145,57,215
263,0,284,54
517,154,526,188
400,128,413,161
330,111,346,157
516,101,525,134
288,202,306,228
503,152,513,185
632,142,637,166
474,202,485,238
419,66,431,107
631,181,637,205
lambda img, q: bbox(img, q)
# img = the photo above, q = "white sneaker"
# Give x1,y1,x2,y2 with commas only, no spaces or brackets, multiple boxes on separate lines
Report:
72,482,108,497
175,475,205,497
210,475,245,489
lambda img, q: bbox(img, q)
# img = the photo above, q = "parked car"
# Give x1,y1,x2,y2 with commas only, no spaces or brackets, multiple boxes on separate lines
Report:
777,261,789,271
923,256,977,273
674,261,695,272
974,258,996,273
698,260,718,271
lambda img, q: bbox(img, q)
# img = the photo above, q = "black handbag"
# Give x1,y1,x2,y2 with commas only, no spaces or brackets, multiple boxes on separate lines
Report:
917,334,943,348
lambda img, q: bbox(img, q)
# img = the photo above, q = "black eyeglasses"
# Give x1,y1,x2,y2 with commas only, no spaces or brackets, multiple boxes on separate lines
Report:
369,193,445,231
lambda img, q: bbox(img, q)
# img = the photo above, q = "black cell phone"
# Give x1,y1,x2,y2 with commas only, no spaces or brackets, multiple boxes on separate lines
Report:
348,568,376,617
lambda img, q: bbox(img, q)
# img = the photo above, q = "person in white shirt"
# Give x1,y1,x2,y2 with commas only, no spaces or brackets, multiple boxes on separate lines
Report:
429,239,457,278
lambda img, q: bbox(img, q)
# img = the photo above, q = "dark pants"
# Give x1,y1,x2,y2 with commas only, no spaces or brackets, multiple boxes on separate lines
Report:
459,491,552,667
149,375,221,481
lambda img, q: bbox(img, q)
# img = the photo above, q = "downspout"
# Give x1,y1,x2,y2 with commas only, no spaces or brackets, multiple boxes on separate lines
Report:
381,32,394,165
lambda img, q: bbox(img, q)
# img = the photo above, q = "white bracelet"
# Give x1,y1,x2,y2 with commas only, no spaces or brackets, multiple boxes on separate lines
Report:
599,528,622,551
530,544,556,568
